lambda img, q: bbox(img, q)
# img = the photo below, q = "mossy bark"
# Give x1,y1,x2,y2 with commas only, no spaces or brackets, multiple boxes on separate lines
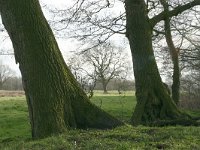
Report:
125,0,185,125
0,0,123,139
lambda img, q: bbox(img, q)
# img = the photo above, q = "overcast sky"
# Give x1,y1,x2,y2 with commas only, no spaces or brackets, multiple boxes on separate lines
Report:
0,0,81,76
0,0,131,77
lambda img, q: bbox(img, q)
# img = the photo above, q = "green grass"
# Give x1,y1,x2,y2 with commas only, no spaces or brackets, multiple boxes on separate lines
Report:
0,97,30,142
91,96,136,122
0,94,200,150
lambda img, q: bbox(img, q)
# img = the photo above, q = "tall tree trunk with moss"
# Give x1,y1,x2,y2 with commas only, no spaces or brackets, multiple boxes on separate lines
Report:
125,0,184,125
0,0,123,139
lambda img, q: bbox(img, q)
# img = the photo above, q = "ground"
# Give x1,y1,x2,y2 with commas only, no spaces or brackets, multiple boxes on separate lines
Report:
0,91,200,150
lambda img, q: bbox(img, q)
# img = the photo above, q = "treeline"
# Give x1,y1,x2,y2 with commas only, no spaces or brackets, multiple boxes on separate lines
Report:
1,77,23,90
95,79,135,91
0,62,23,91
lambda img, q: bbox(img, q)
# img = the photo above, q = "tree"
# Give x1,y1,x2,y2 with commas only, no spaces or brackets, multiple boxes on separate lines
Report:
68,56,97,99
46,0,200,107
180,72,200,103
180,40,200,104
160,0,180,104
58,0,200,125
124,0,200,125
3,76,23,90
70,43,129,94
0,0,123,139
0,62,15,90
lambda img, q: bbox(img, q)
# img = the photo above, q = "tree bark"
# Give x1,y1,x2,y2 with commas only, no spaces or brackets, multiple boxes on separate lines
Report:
102,81,108,94
0,0,123,139
171,58,180,104
125,0,184,125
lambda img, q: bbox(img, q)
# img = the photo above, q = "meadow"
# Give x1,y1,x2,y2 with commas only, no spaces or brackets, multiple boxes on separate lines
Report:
0,91,200,150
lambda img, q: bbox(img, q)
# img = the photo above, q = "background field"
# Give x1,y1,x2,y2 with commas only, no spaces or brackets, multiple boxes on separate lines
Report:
0,91,200,150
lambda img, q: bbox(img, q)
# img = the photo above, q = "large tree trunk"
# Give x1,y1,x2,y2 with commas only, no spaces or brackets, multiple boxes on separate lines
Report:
125,0,184,125
0,0,123,139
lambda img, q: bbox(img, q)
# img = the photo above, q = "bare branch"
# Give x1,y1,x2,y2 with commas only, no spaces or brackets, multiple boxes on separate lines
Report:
150,0,200,27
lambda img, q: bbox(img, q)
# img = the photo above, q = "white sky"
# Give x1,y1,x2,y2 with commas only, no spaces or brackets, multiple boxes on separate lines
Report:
0,0,79,76
1,1,198,82
0,0,131,77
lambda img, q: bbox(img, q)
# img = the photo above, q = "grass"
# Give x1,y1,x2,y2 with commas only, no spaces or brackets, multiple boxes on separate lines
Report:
0,97,30,141
93,90,135,96
91,96,136,122
0,92,200,150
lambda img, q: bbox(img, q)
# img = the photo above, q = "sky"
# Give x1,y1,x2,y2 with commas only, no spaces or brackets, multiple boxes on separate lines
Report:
1,1,198,82
0,0,131,77
0,0,80,76
0,0,171,82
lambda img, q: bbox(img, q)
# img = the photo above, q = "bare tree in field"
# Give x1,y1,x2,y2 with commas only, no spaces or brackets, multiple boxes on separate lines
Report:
68,55,98,99
0,62,15,90
68,43,131,94
83,44,129,94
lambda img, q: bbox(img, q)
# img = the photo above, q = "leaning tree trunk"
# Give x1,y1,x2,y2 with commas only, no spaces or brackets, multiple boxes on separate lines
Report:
0,0,123,139
125,0,184,125
161,0,180,105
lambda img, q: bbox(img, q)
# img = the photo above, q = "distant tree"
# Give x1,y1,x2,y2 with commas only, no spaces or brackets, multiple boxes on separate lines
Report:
69,43,130,94
160,22,200,103
180,45,200,102
181,72,200,102
68,54,97,99
0,62,15,90
114,78,134,94
3,76,23,90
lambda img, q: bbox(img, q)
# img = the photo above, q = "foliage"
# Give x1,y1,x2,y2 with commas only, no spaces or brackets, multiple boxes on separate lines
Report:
0,95,200,149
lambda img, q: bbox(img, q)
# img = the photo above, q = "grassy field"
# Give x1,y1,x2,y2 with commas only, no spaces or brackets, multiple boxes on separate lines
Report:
0,92,200,150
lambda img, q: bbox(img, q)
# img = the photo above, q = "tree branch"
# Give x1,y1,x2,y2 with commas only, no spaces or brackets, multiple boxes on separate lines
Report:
150,0,200,27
